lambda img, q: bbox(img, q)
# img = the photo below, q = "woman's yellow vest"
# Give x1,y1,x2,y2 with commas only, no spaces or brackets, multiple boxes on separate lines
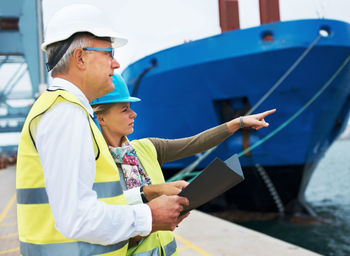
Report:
16,90,129,256
130,139,178,256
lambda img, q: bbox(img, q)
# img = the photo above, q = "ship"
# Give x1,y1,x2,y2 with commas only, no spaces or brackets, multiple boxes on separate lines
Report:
122,0,350,216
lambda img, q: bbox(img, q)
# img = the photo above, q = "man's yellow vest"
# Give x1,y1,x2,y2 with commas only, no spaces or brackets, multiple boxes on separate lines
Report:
16,90,129,256
130,139,177,256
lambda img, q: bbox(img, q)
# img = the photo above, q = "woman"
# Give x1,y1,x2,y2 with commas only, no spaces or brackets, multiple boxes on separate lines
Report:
91,74,276,256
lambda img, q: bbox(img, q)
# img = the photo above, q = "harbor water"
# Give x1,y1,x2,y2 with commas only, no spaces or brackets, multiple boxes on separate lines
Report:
240,139,350,255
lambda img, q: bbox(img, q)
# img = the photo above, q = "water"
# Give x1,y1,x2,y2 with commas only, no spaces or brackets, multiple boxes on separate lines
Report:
241,139,350,255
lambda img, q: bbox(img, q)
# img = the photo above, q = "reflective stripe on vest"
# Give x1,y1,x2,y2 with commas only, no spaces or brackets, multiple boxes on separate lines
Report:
163,238,177,256
20,240,128,256
132,248,159,256
132,238,176,256
17,181,123,204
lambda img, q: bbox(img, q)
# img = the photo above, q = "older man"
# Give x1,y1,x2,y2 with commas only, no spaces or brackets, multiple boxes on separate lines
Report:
16,4,188,256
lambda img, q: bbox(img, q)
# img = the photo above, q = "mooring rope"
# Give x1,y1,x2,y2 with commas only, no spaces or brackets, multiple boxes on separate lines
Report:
246,33,322,115
237,54,350,157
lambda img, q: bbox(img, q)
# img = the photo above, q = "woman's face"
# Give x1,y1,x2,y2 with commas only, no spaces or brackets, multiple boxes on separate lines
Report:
100,102,137,138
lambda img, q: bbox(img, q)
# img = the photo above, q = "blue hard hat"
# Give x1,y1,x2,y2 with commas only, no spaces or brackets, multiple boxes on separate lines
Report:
90,74,140,105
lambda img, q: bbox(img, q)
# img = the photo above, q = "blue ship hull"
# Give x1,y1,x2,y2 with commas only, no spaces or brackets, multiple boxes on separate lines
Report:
123,19,350,214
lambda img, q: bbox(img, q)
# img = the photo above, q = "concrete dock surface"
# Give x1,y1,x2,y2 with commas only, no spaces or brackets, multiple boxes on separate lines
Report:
0,165,321,256
174,210,321,256
0,166,18,255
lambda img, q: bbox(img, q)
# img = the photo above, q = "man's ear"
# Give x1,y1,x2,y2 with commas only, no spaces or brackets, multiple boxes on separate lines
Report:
72,48,86,70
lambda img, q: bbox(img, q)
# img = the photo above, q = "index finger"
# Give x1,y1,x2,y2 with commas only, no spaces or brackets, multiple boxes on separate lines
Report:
260,109,276,118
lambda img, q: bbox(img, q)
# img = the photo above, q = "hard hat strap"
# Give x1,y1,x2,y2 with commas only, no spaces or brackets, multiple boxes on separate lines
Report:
46,35,75,72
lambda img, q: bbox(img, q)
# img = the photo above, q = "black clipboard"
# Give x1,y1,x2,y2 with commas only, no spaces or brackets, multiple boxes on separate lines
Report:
178,154,244,214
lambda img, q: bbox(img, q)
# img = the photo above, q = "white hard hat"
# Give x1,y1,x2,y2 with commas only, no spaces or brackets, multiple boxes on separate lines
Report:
41,4,127,51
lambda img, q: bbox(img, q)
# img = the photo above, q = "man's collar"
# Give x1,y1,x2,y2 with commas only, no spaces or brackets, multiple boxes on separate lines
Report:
49,78,94,116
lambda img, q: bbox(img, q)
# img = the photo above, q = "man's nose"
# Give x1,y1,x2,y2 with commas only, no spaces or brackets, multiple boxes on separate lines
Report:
112,58,120,69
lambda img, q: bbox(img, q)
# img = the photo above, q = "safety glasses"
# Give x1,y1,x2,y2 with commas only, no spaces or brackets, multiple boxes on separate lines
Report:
82,47,115,58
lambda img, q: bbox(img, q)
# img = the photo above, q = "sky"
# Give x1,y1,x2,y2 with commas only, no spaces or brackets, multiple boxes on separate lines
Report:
1,0,350,147
2,0,350,89
42,0,350,70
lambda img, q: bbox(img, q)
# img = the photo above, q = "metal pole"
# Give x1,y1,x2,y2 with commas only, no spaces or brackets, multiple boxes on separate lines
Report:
36,0,46,87
218,0,240,32
259,0,280,24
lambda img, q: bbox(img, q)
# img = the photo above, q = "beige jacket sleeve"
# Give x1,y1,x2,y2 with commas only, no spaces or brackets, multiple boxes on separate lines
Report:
148,123,231,166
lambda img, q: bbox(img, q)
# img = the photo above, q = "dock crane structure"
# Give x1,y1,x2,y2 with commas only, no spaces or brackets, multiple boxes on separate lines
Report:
0,0,46,153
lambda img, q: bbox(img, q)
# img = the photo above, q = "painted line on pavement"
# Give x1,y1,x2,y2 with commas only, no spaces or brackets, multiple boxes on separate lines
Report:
0,193,16,224
5,213,17,218
0,247,19,255
174,233,213,256
0,222,17,227
0,193,18,255
177,246,189,253
0,232,18,239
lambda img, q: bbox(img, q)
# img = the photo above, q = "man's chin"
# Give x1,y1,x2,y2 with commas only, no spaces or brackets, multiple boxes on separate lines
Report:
106,83,115,93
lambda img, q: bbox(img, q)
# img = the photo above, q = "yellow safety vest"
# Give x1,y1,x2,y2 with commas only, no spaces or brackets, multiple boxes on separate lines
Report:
130,139,178,256
16,90,129,256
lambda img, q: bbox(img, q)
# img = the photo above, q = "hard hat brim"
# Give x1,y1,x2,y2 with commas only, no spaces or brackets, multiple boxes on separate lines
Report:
41,30,128,52
90,96,141,106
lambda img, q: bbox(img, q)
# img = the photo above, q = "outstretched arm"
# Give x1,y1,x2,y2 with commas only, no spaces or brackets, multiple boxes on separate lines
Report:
150,109,277,165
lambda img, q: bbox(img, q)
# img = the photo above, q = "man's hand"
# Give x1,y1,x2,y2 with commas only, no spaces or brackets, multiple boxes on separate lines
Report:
143,180,188,201
147,195,190,232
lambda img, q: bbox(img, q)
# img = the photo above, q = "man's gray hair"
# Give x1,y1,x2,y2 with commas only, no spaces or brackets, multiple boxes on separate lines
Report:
46,33,94,77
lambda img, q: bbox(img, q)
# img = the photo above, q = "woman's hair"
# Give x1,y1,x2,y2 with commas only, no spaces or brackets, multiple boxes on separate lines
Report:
92,103,115,116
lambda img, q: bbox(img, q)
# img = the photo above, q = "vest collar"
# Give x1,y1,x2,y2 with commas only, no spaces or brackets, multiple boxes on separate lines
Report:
49,78,94,117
